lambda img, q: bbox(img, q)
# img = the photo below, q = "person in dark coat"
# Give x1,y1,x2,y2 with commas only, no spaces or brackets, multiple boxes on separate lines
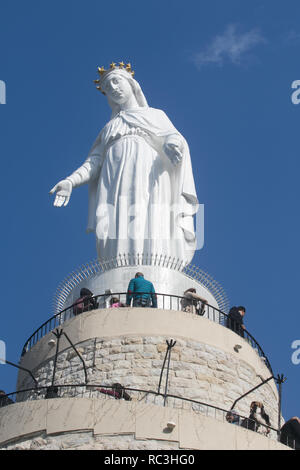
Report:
0,390,14,407
280,417,300,449
226,306,246,337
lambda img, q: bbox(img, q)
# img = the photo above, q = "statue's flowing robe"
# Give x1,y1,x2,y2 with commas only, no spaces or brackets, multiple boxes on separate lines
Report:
84,107,198,263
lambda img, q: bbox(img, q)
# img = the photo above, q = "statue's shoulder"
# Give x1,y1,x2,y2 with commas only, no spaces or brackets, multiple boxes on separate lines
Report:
147,107,168,117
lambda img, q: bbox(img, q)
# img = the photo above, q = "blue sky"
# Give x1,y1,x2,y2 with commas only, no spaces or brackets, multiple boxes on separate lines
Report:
0,0,299,421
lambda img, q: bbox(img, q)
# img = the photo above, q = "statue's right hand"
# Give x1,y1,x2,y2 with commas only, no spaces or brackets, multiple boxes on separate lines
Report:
49,179,72,207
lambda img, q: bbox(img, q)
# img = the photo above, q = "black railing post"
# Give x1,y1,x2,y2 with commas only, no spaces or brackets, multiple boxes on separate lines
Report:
158,343,170,395
276,374,287,440
164,340,176,407
230,375,274,411
51,329,64,387
62,332,88,385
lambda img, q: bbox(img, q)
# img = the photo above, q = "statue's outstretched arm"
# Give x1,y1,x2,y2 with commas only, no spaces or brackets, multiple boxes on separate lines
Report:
50,137,103,208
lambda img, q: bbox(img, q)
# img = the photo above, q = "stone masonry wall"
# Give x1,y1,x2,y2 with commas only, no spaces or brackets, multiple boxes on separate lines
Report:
18,335,279,427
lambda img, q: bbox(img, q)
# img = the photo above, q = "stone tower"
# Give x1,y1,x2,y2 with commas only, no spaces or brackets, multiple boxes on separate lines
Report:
0,256,288,450
0,63,290,451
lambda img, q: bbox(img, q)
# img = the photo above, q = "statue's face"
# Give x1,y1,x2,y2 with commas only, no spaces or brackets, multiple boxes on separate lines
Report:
102,73,133,106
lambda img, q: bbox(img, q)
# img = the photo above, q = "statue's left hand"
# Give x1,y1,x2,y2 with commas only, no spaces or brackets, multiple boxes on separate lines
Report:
164,136,183,166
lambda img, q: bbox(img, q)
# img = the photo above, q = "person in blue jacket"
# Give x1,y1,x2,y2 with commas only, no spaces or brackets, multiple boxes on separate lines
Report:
126,272,157,308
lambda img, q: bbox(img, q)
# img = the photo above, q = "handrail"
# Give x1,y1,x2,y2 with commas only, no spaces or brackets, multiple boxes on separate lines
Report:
52,255,230,314
0,384,284,444
20,292,273,375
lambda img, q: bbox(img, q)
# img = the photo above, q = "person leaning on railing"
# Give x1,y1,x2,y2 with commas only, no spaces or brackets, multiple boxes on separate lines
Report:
73,288,99,316
226,306,246,338
226,409,241,426
126,272,157,308
109,297,125,308
95,383,132,401
0,390,14,408
181,288,208,315
241,401,271,435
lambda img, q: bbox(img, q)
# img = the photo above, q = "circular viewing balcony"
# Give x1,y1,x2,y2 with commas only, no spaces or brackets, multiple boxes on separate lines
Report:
21,292,273,375
0,384,292,450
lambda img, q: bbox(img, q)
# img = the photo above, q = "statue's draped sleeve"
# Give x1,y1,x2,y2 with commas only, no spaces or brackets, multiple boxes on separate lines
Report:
66,132,104,233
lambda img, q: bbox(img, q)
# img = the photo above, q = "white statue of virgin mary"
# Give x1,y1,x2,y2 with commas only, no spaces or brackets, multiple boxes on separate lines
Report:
50,63,198,264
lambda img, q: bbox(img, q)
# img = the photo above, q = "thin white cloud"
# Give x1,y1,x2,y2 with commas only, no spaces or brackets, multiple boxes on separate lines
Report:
194,24,265,69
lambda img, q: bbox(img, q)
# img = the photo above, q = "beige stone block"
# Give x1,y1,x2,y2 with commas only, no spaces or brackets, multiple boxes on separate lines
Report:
113,360,131,369
94,398,136,435
235,426,273,450
107,369,130,378
121,345,142,353
46,398,95,435
95,363,113,372
136,403,179,442
175,370,195,379
110,347,122,354
123,337,143,345
133,368,151,377
132,359,152,368
0,401,47,445
179,410,236,450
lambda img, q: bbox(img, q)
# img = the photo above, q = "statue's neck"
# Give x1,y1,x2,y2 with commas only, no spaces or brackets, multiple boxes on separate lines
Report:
118,95,139,111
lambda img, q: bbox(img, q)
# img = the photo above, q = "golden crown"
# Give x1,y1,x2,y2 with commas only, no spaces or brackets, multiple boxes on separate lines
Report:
94,62,135,94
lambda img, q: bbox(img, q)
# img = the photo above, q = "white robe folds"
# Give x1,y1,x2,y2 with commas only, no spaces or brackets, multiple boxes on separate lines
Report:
74,107,198,263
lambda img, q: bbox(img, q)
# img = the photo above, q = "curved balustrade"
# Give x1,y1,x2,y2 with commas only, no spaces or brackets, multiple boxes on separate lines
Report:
52,255,230,315
20,292,273,375
0,384,288,446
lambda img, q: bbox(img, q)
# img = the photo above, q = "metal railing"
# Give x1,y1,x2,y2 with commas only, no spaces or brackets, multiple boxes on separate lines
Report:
0,384,292,448
20,292,273,374
53,254,230,315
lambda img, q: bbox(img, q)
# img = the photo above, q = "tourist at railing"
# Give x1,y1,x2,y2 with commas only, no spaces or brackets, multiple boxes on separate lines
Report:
73,288,99,315
109,297,125,308
226,306,246,338
226,409,241,426
280,416,300,449
45,386,59,399
241,401,271,435
181,288,208,316
126,273,157,308
0,390,14,408
94,383,132,401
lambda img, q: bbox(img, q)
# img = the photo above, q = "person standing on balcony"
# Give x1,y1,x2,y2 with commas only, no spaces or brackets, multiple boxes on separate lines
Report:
109,297,125,308
0,390,14,407
126,272,157,308
73,288,98,315
241,401,271,435
181,288,208,315
280,417,300,449
226,306,246,337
